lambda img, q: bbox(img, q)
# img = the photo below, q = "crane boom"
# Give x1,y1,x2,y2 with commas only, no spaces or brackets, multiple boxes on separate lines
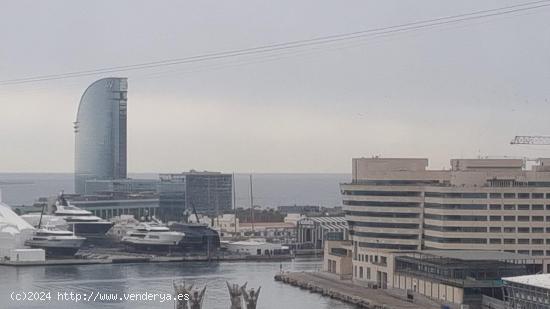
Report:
510,136,550,145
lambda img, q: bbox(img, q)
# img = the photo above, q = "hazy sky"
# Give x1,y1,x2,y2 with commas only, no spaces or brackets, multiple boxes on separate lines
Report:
1,0,549,173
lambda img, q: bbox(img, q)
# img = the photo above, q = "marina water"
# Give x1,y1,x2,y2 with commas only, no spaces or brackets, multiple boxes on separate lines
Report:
1,259,353,309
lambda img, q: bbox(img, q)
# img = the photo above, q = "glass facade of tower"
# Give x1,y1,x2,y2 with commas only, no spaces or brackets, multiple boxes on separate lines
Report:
74,78,128,194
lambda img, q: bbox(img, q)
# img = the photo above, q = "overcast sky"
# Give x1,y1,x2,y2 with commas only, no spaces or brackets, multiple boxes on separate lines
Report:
1,0,549,173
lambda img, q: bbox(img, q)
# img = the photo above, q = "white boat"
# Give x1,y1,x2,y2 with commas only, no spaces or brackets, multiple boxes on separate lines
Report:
53,195,113,236
25,227,85,257
121,221,185,253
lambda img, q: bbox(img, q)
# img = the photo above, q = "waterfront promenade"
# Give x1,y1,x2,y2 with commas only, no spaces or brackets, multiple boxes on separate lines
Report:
275,271,445,309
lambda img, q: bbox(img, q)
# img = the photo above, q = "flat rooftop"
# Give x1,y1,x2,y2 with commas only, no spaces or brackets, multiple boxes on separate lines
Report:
503,274,550,289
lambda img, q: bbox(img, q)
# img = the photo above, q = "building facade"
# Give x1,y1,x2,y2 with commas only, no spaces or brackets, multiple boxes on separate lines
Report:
74,78,128,194
296,216,349,250
158,171,233,220
343,157,550,283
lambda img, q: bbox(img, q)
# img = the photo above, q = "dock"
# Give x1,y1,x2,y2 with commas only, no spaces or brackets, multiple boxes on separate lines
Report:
274,272,444,309
0,249,293,267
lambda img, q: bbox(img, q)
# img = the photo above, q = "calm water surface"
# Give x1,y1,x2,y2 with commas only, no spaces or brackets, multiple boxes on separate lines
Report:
1,258,353,309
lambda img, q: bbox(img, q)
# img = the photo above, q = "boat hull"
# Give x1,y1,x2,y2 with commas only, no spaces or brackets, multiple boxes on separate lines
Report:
25,239,85,257
68,222,114,236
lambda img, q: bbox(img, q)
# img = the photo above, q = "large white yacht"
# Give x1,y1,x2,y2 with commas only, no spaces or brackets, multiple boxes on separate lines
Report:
52,194,113,236
25,227,85,257
121,221,185,253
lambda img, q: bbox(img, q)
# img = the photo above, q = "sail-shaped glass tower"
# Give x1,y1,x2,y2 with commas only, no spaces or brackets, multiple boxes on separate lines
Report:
74,78,128,194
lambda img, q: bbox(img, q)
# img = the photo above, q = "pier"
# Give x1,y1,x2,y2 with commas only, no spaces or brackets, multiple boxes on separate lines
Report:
0,249,293,267
274,272,444,309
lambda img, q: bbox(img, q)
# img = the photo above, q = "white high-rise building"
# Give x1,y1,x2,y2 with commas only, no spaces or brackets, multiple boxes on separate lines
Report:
74,78,128,194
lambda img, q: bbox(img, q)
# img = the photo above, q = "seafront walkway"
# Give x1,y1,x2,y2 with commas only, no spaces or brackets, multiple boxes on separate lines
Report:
275,271,446,309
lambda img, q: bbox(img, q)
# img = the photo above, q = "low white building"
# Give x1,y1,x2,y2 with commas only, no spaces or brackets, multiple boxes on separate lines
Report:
0,202,38,260
226,240,285,256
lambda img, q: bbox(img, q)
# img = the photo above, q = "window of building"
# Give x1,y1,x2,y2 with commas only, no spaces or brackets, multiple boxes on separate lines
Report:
518,204,530,210
532,250,544,256
532,216,544,222
532,204,544,210
504,204,516,210
546,193,550,199
518,216,530,222
504,193,516,199
546,239,550,245
532,193,544,199
518,227,530,233
518,250,530,255
532,239,544,245
532,227,544,233
518,239,529,244
489,204,501,210
366,267,371,280
503,216,515,221
546,205,550,210
504,227,516,233
518,193,530,199
489,227,501,233
489,193,502,198
504,239,516,244
489,239,501,244
490,216,501,221
359,267,363,279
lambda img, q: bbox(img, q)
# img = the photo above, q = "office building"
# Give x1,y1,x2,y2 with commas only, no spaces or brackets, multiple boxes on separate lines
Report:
74,77,128,194
344,157,550,253
343,157,550,283
158,171,233,220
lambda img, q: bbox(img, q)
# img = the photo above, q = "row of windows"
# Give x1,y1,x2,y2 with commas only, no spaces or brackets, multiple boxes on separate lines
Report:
425,192,550,199
424,214,487,221
425,214,549,222
424,235,487,244
424,203,486,210
344,210,419,218
425,226,550,233
489,216,546,222
357,241,418,250
424,225,487,233
342,190,421,197
350,230,419,240
425,236,550,245
343,200,419,208
348,220,419,229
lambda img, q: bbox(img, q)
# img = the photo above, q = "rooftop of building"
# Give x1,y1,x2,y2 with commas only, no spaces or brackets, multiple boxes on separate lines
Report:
298,216,347,224
353,157,550,172
239,222,295,229
503,274,550,289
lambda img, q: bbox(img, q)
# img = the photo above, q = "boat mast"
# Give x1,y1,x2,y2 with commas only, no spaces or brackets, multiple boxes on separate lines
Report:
249,174,255,234
233,173,237,235
37,203,45,229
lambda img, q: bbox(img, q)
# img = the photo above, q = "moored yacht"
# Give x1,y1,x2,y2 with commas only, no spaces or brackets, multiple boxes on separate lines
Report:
25,227,85,257
121,221,185,253
53,194,113,236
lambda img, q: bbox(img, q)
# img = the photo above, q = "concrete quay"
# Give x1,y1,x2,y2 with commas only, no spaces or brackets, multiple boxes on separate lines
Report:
0,250,293,267
274,271,443,309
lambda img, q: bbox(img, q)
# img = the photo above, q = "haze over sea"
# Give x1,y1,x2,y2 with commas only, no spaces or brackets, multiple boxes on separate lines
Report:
0,173,349,208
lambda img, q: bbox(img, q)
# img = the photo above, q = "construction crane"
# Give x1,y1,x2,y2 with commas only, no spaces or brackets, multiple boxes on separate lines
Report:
510,136,550,145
